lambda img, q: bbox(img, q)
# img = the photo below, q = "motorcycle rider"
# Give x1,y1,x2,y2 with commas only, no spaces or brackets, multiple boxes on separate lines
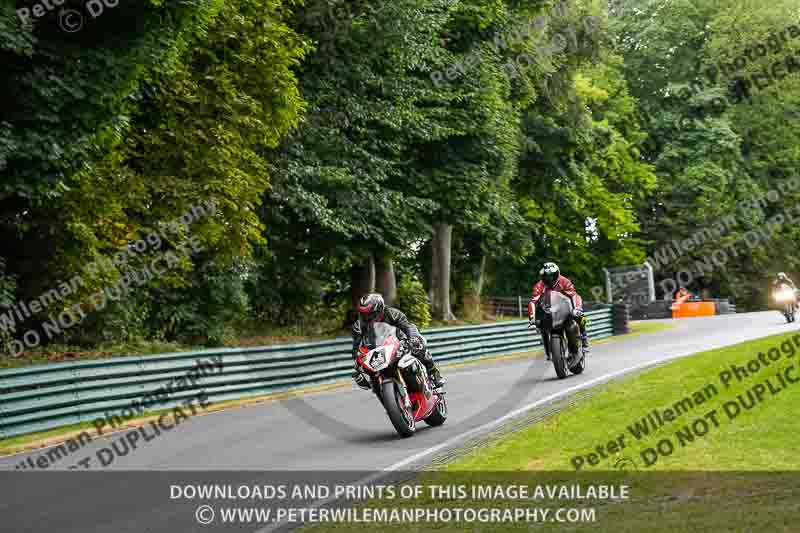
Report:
527,262,590,361
351,293,446,391
773,272,798,310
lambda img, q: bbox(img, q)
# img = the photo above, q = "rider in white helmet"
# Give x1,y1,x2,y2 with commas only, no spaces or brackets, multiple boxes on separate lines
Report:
774,272,798,310
528,262,589,360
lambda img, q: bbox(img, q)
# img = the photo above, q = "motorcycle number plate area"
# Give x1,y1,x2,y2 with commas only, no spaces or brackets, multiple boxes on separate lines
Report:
370,351,389,371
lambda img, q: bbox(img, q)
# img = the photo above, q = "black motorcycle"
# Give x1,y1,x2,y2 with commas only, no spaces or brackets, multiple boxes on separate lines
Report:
533,290,587,379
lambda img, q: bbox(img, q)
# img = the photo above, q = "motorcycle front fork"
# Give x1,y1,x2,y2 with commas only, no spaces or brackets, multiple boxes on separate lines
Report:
542,323,581,358
566,323,581,356
376,372,413,409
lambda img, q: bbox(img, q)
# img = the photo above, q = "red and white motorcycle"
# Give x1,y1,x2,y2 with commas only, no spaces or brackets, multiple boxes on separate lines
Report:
355,322,447,437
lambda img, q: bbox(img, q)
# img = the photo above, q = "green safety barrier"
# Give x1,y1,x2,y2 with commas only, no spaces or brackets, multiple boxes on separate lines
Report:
0,307,616,439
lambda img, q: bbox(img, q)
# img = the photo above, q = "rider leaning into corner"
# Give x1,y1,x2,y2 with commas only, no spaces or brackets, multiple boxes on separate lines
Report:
774,272,798,309
527,262,590,361
351,293,446,392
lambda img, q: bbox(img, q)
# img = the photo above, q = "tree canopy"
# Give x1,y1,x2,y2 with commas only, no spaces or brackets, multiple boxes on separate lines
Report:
1,0,797,356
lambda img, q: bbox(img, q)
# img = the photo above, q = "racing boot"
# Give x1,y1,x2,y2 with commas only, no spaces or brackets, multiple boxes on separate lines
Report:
421,352,446,391
541,331,551,361
428,365,446,392
577,316,590,357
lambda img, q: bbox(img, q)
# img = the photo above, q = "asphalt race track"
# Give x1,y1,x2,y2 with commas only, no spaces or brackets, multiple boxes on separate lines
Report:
1,311,797,473
2,311,799,533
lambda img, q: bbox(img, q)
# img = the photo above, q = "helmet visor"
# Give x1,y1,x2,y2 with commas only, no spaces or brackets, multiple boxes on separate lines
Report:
542,271,558,287
358,307,381,323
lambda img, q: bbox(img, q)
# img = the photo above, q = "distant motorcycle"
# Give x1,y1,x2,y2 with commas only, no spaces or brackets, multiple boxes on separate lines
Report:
773,286,797,323
355,322,447,438
533,290,586,379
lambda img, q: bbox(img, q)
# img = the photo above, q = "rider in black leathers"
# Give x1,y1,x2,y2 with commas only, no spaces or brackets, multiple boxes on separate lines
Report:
351,293,445,391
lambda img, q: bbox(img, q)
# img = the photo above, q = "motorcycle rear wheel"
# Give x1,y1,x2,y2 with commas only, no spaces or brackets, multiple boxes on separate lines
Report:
550,335,568,379
382,380,416,438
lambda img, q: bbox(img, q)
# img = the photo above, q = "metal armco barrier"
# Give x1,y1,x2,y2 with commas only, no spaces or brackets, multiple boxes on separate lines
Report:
0,307,616,440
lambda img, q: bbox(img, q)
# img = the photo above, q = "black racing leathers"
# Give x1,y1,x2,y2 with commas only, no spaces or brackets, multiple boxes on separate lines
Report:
351,307,440,379
352,307,421,357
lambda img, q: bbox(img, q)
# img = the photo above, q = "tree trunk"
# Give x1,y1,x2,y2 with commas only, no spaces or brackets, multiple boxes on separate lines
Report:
461,251,485,321
472,253,486,296
428,238,438,305
346,255,376,327
471,253,487,319
431,222,456,321
375,253,397,306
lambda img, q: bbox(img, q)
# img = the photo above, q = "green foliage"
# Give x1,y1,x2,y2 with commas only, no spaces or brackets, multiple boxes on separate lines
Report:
153,260,252,346
3,0,799,358
0,257,15,308
612,0,800,308
86,298,153,346
0,257,17,349
504,10,656,295
396,275,432,329
1,0,308,350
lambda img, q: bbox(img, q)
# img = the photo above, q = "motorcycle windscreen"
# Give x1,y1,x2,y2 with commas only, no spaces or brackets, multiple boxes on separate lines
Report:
537,290,574,330
369,321,399,349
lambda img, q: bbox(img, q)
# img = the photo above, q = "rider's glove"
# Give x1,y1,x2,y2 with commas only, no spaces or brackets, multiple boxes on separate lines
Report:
572,308,584,319
409,336,425,356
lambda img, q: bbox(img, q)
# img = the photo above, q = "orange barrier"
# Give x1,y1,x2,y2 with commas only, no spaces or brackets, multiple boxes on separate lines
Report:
671,301,716,318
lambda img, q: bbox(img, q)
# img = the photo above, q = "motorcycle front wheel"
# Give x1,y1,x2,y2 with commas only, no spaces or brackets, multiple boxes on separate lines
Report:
424,396,448,427
382,380,416,438
569,351,586,375
550,335,568,379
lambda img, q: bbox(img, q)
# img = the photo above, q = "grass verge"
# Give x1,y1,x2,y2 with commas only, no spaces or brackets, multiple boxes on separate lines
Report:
448,330,800,471
307,331,800,533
